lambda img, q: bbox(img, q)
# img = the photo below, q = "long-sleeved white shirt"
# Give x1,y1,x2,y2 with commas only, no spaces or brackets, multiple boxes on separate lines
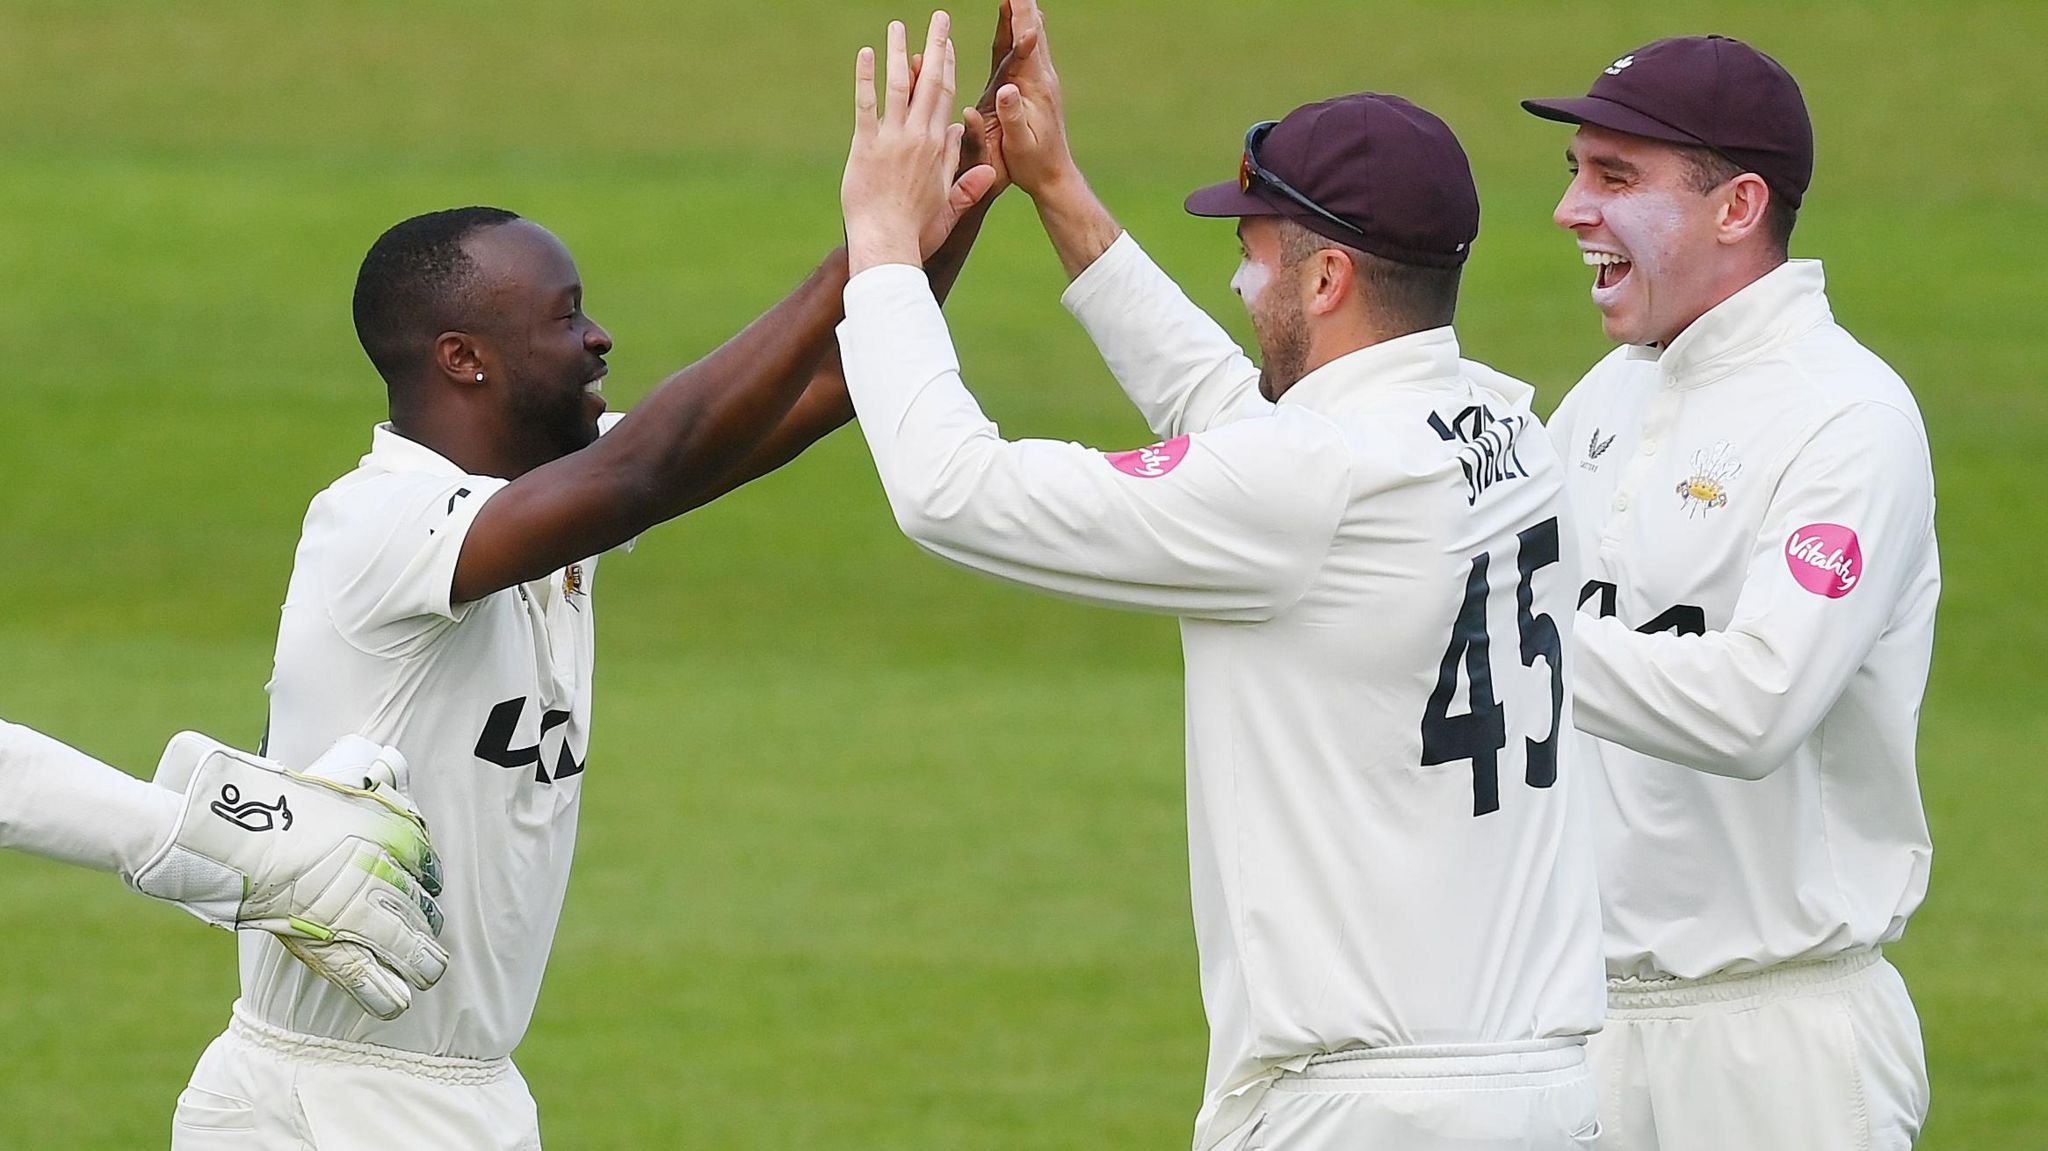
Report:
1546,259,1938,981
0,721,178,874
837,235,1604,1114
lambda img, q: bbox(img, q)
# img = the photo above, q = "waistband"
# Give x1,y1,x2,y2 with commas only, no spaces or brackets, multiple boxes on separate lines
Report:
1606,945,1883,1013
229,1002,512,1086
1288,1036,1586,1082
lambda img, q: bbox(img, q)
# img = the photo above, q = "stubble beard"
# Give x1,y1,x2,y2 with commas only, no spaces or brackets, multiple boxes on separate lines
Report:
1254,292,1311,402
506,368,598,464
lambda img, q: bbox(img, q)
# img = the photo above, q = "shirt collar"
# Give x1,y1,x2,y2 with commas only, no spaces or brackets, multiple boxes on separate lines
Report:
1624,259,1833,389
1278,326,1463,414
363,423,472,478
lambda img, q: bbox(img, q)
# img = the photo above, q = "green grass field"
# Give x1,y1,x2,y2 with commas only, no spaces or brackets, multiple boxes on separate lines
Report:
2,0,2042,1146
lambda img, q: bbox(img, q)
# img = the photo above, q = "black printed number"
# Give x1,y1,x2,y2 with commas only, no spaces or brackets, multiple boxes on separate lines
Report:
1421,518,1565,816
1579,580,1705,636
1422,555,1507,814
1516,520,1564,791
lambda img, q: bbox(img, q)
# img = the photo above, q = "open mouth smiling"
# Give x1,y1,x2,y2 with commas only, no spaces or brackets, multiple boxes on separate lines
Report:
1584,248,1632,291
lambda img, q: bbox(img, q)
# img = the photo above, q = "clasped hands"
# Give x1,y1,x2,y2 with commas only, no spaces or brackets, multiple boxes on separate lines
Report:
841,0,1075,276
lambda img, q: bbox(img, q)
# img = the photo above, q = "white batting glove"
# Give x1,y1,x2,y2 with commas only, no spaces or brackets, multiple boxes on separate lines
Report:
127,733,449,1021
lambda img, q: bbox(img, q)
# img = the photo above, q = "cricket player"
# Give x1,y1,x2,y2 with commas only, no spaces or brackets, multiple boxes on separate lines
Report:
0,723,446,1019
167,95,1004,1147
836,8,1604,1148
1523,35,1938,1150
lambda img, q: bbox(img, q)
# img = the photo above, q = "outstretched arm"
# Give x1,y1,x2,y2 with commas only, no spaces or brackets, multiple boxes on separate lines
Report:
987,0,1267,436
695,183,1004,500
0,720,178,873
451,26,1010,602
987,0,1120,278
1,722,448,1019
450,248,852,602
836,12,1342,618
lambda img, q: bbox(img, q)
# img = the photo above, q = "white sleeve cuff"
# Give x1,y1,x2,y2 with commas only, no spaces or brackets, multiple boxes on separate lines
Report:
838,263,961,437
1058,230,1143,318
844,262,939,314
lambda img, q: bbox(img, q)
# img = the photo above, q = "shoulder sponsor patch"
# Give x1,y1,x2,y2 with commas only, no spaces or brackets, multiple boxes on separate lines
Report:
1105,435,1190,479
1785,522,1862,598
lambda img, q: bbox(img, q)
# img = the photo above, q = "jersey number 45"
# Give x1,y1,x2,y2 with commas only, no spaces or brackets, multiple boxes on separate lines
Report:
1421,517,1564,817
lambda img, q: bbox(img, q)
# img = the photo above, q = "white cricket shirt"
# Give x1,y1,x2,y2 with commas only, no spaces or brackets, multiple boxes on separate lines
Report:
1546,260,1938,982
246,419,620,1058
837,235,1604,1112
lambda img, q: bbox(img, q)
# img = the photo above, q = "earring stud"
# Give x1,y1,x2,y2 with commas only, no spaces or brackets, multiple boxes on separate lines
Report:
475,372,485,382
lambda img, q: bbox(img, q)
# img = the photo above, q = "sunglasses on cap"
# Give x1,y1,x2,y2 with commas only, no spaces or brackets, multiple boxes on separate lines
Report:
1239,120,1371,246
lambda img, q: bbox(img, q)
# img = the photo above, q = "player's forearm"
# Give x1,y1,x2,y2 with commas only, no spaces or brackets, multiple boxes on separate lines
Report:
1571,617,1834,780
454,249,853,598
839,266,1329,619
685,208,997,506
696,357,854,502
926,193,998,302
0,721,178,875
1063,232,1268,438
1030,166,1124,281
623,247,853,517
617,204,1008,511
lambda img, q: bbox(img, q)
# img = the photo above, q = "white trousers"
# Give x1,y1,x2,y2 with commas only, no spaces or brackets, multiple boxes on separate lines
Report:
1198,1038,1600,1151
1589,947,1929,1151
170,1003,541,1151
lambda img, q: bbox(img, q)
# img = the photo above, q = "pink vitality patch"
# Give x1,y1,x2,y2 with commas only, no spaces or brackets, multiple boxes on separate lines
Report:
1784,522,1863,598
1105,435,1191,478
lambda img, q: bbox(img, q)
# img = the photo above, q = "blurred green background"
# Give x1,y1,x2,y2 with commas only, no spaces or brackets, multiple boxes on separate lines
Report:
1,0,2041,1146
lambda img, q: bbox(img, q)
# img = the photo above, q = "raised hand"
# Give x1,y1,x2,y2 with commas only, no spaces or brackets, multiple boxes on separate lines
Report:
960,0,1018,190
842,12,999,276
989,0,1078,197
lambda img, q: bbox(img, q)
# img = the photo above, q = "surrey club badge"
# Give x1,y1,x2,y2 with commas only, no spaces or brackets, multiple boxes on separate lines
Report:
1676,442,1742,517
563,563,585,610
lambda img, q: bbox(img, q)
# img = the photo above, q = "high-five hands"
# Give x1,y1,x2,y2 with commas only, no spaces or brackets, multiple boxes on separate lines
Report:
985,0,1078,198
968,0,1121,278
842,12,999,276
960,1,1018,191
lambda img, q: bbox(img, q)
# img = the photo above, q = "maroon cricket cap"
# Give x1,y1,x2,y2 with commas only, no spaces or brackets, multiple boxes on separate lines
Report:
1185,93,1479,269
1523,35,1814,209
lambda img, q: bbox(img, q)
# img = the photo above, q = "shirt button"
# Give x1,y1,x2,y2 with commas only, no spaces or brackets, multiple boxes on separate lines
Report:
1640,437,1659,455
1613,493,1631,513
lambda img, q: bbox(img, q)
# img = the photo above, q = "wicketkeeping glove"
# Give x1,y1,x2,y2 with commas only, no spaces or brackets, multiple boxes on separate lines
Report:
127,732,449,1021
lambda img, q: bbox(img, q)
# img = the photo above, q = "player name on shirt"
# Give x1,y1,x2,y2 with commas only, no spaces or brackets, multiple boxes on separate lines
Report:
1429,403,1534,505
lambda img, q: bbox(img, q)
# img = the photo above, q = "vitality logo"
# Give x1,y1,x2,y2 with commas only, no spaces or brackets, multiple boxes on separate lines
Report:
1785,523,1862,598
1106,436,1190,479
211,784,293,833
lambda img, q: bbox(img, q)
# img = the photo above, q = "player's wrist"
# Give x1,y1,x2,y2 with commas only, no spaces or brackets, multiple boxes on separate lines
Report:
846,224,924,277
1019,153,1085,202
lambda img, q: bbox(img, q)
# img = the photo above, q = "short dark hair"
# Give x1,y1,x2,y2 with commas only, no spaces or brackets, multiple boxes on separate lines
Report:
1674,145,1797,254
352,206,521,384
1278,221,1461,333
